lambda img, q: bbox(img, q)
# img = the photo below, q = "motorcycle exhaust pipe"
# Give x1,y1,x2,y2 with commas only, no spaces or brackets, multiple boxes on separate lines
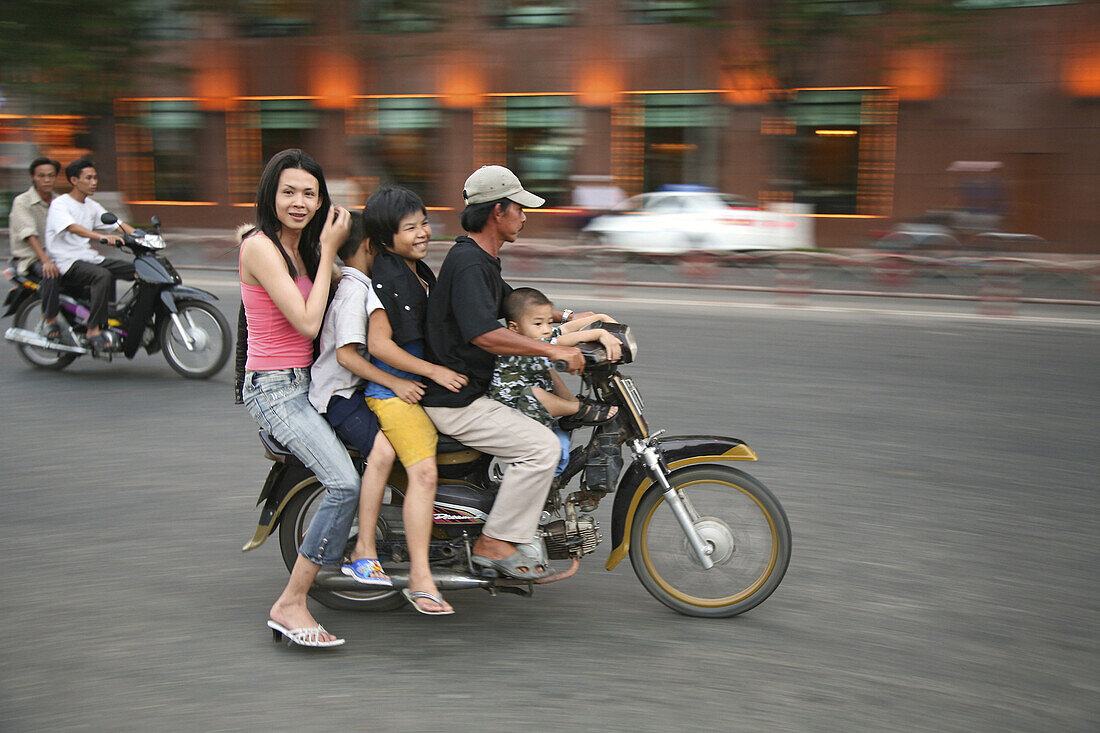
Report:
313,567,491,592
4,327,88,354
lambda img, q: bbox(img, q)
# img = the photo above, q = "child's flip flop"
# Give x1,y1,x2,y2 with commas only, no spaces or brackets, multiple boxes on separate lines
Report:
402,589,454,616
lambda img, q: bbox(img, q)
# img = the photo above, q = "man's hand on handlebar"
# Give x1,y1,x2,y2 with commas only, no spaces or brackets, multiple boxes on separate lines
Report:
550,344,585,374
99,234,125,247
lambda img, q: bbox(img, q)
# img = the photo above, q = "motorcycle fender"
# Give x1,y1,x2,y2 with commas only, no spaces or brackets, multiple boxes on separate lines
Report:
3,286,34,317
159,286,219,313
242,462,314,552
604,435,757,571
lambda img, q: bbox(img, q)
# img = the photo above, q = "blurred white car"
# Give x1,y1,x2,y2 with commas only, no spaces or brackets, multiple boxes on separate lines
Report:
579,188,814,254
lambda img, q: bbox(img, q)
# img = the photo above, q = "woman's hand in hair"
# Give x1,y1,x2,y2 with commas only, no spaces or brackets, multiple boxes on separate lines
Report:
319,205,351,256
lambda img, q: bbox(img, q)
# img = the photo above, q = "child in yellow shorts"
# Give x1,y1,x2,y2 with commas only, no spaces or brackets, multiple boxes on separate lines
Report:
362,186,468,615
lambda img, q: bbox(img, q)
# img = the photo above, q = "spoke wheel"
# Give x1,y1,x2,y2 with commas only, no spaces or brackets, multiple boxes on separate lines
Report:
629,466,791,618
159,300,231,379
12,298,77,370
278,481,405,611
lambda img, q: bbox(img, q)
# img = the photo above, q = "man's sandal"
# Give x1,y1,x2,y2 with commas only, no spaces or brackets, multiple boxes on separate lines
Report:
472,544,555,581
401,589,455,616
559,400,619,431
267,619,345,648
341,558,393,587
43,322,61,341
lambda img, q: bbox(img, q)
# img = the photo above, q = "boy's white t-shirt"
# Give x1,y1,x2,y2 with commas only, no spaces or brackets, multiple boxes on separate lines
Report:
308,267,384,414
43,193,117,275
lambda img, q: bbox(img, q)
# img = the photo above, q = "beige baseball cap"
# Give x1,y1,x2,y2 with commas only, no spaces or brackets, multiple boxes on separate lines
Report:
462,165,545,208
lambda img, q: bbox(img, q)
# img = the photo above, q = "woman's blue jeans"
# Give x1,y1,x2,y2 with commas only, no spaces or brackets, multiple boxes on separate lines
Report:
242,368,360,566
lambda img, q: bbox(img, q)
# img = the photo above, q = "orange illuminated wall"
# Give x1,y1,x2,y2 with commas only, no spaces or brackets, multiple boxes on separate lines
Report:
885,48,946,102
1063,42,1100,97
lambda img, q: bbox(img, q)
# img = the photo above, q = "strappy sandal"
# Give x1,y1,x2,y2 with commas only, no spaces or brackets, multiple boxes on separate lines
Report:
558,400,619,431
341,558,393,587
267,619,345,648
402,589,455,616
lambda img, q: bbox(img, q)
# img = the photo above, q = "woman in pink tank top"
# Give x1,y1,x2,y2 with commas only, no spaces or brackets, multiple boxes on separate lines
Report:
237,149,358,648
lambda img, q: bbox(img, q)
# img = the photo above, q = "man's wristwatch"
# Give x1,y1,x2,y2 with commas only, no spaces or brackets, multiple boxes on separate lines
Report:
560,309,573,323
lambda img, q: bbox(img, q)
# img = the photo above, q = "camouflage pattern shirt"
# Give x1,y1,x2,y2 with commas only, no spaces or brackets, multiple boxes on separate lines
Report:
487,328,562,427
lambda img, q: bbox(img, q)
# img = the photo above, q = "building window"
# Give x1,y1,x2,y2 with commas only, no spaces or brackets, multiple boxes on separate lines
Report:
488,0,578,28
359,0,442,32
227,98,320,202
624,0,717,24
764,88,897,216
348,96,443,203
484,96,580,207
615,93,721,194
238,0,311,37
143,0,199,39
116,100,203,202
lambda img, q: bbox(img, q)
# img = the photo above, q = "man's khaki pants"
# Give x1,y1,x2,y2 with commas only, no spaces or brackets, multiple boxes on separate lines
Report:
425,397,560,544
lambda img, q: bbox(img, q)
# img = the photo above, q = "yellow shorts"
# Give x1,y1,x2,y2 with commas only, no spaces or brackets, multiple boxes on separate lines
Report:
366,396,438,468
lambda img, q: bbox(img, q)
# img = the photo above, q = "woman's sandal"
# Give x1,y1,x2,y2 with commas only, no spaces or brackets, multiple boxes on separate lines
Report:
401,589,455,616
558,400,619,431
267,619,345,648
341,557,393,587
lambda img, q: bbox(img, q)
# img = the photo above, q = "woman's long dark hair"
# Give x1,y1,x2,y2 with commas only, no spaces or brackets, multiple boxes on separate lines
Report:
251,148,331,280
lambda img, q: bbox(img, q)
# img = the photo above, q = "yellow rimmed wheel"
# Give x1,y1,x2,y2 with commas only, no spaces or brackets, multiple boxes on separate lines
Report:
628,466,791,618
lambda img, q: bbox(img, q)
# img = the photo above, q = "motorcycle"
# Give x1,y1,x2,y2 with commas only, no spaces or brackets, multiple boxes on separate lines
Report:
3,213,231,379
242,323,791,618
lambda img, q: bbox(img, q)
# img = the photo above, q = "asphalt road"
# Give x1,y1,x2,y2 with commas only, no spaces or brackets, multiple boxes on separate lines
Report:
1,271,1097,732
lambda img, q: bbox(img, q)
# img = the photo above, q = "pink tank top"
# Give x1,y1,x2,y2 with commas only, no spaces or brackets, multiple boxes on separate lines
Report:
241,276,314,371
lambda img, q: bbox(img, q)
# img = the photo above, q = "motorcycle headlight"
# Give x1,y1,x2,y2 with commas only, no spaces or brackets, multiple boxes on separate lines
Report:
583,321,637,364
141,234,166,250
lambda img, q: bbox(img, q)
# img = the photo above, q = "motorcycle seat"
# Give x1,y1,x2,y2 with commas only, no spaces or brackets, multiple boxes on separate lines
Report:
258,428,477,463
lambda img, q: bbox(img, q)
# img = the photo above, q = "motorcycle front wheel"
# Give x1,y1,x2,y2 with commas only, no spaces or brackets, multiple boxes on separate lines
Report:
12,298,78,370
159,299,231,379
278,481,406,612
628,465,791,618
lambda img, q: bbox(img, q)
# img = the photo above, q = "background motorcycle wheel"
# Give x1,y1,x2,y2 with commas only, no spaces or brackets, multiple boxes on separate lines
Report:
158,300,231,379
628,465,791,618
277,481,406,611
12,298,77,370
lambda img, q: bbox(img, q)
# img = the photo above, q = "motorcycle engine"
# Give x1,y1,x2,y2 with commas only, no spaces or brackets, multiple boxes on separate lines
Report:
541,516,601,560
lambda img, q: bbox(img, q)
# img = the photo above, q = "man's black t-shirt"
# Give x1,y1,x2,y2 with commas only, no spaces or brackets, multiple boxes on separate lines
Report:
422,236,513,407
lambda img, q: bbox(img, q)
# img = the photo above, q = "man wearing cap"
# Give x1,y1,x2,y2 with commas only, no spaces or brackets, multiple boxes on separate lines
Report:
422,165,587,580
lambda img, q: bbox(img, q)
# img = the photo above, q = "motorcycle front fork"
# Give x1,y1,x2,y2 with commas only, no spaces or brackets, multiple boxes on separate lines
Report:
631,438,715,570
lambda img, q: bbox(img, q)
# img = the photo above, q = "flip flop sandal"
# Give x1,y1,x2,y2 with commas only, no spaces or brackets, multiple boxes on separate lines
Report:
341,558,393,587
558,400,619,431
472,551,543,581
267,619,345,648
44,322,61,341
402,589,455,616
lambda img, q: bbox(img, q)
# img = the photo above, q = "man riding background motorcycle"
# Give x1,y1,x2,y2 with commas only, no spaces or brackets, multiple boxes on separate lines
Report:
8,157,61,338
43,158,136,353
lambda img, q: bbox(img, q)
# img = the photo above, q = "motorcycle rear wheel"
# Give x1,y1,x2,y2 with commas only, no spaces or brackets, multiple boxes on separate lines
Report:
628,465,791,618
12,298,77,370
278,481,406,611
159,300,231,379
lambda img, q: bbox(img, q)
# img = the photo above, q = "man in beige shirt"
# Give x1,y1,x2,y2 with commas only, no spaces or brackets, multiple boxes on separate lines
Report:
8,157,61,339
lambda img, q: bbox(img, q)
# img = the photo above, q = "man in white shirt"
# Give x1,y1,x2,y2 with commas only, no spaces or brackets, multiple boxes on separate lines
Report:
8,157,61,338
44,159,136,351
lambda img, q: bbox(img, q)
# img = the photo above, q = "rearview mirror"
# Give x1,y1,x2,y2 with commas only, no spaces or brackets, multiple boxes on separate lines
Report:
100,213,118,226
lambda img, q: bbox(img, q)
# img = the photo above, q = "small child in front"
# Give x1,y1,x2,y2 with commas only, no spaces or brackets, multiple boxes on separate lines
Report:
488,287,622,472
308,211,400,588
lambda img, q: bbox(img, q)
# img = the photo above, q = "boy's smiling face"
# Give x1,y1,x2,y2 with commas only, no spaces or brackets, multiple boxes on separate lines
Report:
390,209,431,262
